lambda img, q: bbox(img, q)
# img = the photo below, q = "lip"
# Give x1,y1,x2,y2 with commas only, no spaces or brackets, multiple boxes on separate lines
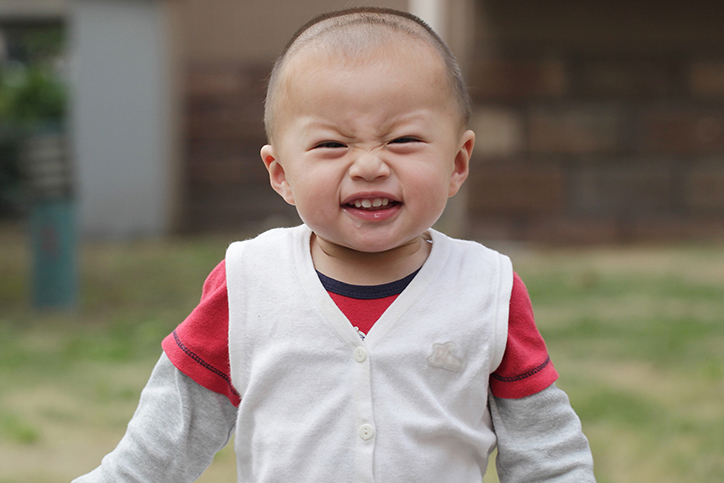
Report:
343,202,402,222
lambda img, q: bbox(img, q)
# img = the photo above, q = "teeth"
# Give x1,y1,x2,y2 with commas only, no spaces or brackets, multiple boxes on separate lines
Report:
350,198,392,209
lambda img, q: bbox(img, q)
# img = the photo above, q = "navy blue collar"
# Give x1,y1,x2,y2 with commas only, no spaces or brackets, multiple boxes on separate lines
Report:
316,269,420,300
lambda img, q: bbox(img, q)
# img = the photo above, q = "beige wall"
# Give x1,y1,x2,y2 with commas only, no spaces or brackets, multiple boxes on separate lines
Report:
179,0,408,63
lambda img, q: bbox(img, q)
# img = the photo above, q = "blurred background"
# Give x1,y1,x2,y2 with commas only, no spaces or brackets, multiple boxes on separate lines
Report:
1,0,723,482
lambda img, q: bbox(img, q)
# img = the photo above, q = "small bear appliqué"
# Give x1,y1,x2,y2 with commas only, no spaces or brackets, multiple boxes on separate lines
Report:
427,342,466,372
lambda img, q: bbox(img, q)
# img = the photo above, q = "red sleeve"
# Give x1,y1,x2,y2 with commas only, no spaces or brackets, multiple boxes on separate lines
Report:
489,272,558,399
161,260,241,406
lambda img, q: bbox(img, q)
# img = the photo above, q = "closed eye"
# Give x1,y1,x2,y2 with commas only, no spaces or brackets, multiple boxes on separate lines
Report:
389,137,420,144
314,141,347,149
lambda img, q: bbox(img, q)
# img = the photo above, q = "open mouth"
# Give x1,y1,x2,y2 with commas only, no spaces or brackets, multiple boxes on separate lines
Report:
346,197,400,211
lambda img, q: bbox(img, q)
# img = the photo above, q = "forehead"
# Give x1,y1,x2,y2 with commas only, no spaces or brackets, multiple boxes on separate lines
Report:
279,42,451,123
285,32,444,79
278,34,451,108
273,43,459,143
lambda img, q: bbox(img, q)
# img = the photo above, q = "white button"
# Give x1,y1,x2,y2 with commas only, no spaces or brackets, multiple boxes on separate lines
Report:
359,423,375,440
353,347,367,363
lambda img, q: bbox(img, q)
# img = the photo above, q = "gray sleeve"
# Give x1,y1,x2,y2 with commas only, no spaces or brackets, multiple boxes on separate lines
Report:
489,383,596,483
73,352,238,483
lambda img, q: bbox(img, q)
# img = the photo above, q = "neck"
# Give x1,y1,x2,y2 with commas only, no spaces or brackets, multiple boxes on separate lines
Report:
310,233,431,285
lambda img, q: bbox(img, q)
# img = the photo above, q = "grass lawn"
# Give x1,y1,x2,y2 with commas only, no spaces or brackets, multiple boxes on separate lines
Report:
1,222,723,482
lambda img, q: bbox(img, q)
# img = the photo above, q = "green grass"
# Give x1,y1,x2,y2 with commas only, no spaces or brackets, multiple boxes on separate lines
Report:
0,224,242,483
1,223,723,482
511,245,724,482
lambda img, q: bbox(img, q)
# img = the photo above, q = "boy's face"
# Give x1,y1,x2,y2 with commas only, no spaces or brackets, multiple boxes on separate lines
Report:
261,39,474,255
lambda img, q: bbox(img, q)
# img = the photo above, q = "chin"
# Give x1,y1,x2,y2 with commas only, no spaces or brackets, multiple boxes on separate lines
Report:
312,224,420,255
344,241,393,254
356,237,419,255
336,236,401,254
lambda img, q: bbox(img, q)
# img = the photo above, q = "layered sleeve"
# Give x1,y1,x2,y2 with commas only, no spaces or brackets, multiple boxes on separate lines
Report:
162,260,240,406
490,383,596,482
490,272,595,481
75,262,240,482
72,353,238,482
491,272,559,398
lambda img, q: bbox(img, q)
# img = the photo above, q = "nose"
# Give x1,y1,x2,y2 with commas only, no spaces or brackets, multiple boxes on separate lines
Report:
348,149,390,181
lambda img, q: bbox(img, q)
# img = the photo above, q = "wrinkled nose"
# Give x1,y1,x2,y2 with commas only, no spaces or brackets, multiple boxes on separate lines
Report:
348,150,391,181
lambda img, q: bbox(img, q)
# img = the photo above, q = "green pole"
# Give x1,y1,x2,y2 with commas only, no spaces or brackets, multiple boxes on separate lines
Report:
24,128,77,309
30,198,78,308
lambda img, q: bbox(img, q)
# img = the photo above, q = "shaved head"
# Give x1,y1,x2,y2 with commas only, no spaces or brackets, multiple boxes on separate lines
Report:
264,7,471,143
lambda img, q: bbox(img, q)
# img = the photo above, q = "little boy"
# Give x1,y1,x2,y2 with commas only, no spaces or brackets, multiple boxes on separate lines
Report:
75,7,595,482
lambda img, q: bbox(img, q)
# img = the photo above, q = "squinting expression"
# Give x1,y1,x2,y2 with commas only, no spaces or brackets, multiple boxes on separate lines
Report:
261,39,475,256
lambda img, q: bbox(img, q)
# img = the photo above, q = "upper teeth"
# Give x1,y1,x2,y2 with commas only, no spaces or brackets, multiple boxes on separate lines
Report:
353,198,390,208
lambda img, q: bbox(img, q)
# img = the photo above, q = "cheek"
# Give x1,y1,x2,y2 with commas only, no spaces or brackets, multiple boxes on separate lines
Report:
409,165,453,199
402,175,451,223
289,170,339,209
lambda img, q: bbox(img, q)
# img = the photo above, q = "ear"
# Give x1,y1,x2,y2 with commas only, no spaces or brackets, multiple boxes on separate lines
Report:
261,144,295,205
448,130,474,197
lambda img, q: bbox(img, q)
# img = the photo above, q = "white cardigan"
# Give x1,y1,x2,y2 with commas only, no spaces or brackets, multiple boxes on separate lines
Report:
226,225,513,482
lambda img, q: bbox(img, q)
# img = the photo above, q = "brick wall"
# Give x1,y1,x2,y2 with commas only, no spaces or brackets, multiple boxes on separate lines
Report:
181,62,298,233
179,1,724,243
465,0,724,243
